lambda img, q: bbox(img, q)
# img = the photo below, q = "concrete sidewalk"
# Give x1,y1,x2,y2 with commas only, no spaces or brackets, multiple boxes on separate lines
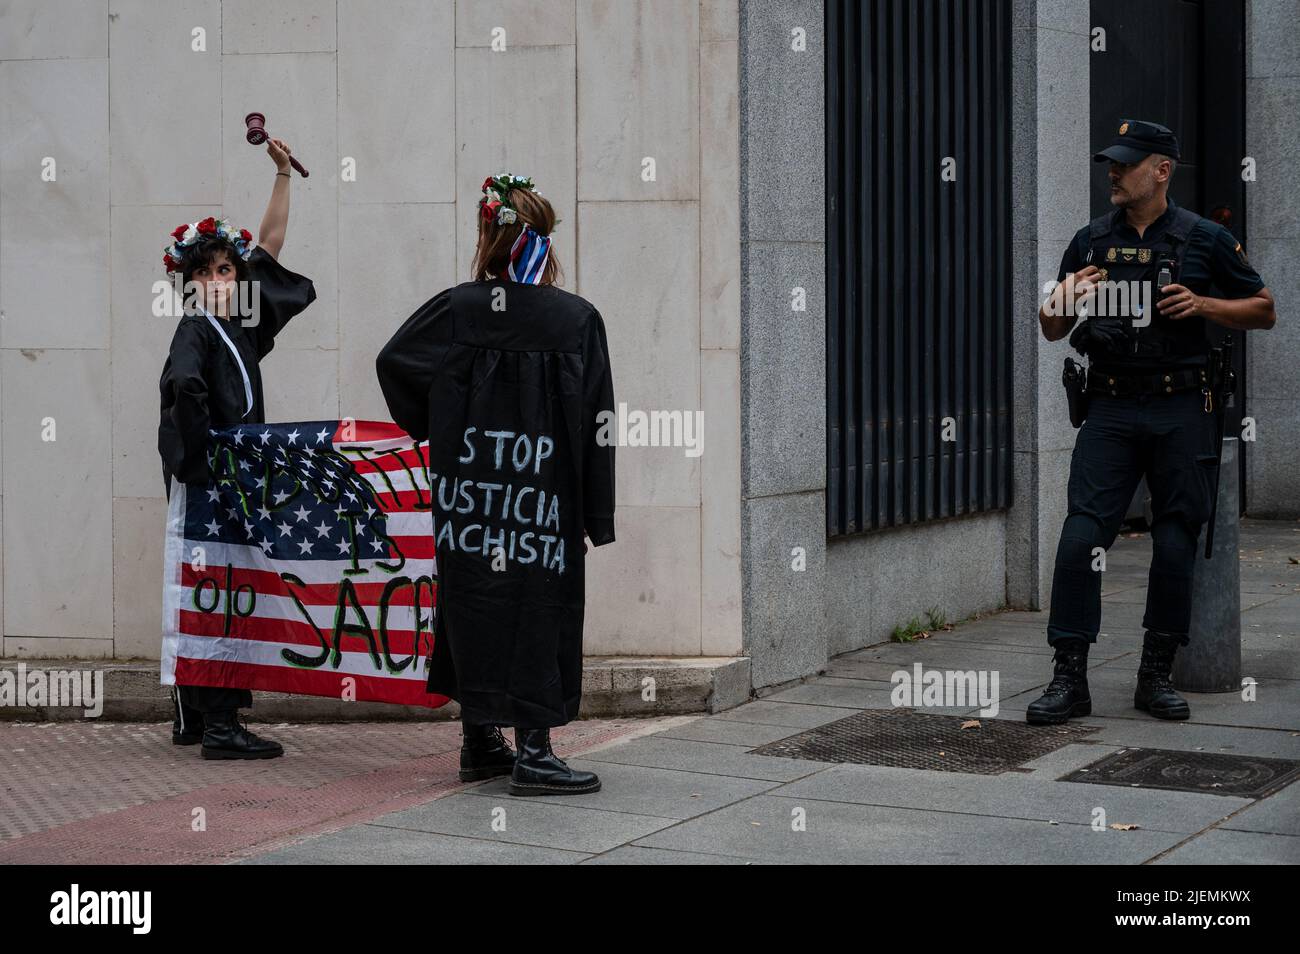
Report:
2,519,1296,864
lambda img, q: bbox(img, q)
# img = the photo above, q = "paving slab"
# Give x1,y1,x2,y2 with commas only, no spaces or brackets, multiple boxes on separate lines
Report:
580,845,765,864
651,716,805,747
370,792,678,854
1218,781,1300,836
1047,717,1300,760
766,762,1249,834
577,735,830,782
632,794,1186,864
1019,742,1128,779
1152,828,1300,865
462,759,780,819
711,700,862,729
240,824,591,865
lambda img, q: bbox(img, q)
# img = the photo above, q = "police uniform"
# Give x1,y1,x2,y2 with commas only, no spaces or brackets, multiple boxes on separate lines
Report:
1029,120,1266,726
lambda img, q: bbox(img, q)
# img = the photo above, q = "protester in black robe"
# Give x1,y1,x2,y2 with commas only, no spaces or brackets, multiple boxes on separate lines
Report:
157,138,315,759
376,174,616,795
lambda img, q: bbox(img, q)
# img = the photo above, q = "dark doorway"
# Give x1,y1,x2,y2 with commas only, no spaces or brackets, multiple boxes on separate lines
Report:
1089,0,1248,511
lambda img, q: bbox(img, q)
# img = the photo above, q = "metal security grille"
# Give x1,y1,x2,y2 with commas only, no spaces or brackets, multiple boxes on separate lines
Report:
826,0,1014,536
1063,748,1300,799
749,709,1098,775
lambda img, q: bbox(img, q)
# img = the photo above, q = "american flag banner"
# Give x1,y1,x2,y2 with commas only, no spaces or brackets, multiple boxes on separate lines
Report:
161,420,448,708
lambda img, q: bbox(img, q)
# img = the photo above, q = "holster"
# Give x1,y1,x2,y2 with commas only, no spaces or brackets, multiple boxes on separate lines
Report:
1063,356,1089,428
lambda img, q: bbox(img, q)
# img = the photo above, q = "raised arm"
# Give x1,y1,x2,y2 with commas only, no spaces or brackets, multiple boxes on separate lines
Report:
257,138,294,260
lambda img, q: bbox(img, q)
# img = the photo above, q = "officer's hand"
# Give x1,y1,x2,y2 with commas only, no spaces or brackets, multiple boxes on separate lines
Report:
1157,283,1203,319
1045,266,1101,317
1068,265,1102,302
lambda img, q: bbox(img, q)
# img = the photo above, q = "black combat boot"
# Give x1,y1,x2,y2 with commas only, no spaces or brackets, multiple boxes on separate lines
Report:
200,709,285,760
1134,629,1191,720
1026,638,1092,725
171,689,204,746
459,722,517,781
508,728,601,796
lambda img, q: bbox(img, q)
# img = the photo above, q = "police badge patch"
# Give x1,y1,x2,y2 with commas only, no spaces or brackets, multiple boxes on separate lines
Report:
1138,249,1152,264
1106,247,1117,262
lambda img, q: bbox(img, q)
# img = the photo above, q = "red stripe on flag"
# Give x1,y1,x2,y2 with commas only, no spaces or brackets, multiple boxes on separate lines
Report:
179,562,437,606
177,609,432,656
174,656,449,708
335,421,412,444
346,445,428,476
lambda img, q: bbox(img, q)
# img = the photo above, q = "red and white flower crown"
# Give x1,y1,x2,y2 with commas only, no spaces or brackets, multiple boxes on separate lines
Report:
163,216,254,274
479,173,537,226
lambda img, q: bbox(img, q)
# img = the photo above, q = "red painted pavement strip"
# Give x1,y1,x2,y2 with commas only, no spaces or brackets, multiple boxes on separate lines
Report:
0,718,666,864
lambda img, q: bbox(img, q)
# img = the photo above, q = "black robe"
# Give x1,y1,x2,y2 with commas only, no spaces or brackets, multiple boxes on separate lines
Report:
158,246,317,494
376,280,616,728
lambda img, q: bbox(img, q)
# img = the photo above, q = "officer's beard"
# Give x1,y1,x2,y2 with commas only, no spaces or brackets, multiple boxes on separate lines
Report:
1111,172,1158,209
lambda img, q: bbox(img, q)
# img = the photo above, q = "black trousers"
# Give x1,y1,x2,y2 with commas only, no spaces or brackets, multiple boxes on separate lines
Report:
172,685,253,732
1047,389,1218,647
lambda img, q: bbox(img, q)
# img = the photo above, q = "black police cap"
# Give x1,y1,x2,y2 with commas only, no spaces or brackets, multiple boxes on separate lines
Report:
1093,119,1181,164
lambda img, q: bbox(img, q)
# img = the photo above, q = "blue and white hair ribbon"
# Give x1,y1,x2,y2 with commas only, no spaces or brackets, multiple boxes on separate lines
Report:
507,226,551,285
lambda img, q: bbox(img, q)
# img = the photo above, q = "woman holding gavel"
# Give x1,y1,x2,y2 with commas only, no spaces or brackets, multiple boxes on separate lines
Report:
158,136,316,759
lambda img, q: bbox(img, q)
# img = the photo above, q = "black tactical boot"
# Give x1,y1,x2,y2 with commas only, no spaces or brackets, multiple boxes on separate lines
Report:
459,722,516,781
1134,630,1191,720
200,709,285,760
171,689,204,746
1026,638,1092,725
508,728,601,796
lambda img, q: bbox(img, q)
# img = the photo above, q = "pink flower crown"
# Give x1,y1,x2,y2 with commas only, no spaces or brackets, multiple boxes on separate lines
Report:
163,216,254,274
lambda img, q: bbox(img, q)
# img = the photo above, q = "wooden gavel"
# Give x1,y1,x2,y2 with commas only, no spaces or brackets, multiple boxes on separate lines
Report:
244,112,309,178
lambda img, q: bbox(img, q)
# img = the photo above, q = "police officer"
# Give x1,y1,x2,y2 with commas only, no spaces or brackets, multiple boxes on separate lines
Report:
1030,119,1275,725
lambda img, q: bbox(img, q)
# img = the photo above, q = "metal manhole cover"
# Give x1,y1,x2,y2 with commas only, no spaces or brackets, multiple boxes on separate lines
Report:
748,708,1098,774
1061,748,1300,798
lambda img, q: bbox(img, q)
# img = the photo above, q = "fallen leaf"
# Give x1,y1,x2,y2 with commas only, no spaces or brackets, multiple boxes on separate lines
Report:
960,720,982,730
1109,823,1141,831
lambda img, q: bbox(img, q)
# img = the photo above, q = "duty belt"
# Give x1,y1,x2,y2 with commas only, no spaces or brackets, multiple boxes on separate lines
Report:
1087,366,1209,398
